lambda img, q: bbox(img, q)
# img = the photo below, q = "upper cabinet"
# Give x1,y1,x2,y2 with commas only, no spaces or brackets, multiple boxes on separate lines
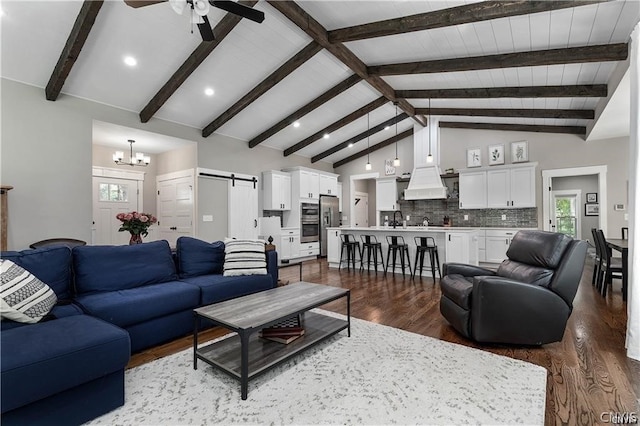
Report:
319,173,338,196
376,177,398,211
459,163,537,210
262,171,291,210
292,169,319,201
486,164,536,208
459,170,487,209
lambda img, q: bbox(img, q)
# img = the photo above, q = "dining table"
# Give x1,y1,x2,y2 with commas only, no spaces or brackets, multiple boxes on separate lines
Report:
606,238,628,301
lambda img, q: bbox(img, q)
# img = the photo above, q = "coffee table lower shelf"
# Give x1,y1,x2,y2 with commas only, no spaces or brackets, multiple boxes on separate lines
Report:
195,311,348,392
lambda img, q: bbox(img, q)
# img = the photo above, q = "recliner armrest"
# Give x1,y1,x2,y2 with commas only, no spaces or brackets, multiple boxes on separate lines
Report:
470,276,571,345
443,263,496,277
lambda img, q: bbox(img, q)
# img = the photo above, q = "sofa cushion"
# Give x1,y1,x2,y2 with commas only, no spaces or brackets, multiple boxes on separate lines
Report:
1,315,130,413
223,238,267,277
74,281,200,328
180,273,273,305
1,303,85,332
506,230,571,269
176,237,225,278
1,246,72,299
73,240,177,294
497,260,554,287
1,260,57,323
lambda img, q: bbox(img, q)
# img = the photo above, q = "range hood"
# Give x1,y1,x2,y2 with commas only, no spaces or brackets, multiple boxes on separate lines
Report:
404,165,448,200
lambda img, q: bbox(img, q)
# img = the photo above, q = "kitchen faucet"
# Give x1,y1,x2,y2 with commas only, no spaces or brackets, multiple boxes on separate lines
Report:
393,210,403,229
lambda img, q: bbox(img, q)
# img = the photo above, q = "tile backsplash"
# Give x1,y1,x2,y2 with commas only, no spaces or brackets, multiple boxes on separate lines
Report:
380,200,537,228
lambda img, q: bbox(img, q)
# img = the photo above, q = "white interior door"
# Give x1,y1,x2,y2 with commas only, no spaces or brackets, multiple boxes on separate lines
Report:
157,175,194,247
228,178,258,239
551,190,582,239
354,192,369,227
93,176,140,245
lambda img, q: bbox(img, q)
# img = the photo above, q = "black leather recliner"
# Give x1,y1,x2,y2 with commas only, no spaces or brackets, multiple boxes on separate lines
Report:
440,230,587,345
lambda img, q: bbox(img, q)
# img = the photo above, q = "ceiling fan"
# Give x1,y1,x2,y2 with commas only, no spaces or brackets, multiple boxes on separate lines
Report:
124,0,265,42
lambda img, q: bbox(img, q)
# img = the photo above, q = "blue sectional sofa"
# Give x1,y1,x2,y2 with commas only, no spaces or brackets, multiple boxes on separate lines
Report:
1,238,278,425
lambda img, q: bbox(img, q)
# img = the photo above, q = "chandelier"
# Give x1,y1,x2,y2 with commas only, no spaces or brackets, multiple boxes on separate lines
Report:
113,139,150,167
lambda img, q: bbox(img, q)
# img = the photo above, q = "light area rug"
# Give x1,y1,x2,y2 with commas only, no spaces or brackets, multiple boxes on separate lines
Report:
87,310,546,425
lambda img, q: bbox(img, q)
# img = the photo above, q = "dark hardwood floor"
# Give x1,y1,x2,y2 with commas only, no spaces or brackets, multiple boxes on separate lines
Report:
130,258,639,425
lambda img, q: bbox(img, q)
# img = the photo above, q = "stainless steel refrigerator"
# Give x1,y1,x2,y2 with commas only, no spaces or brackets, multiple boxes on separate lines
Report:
319,195,340,257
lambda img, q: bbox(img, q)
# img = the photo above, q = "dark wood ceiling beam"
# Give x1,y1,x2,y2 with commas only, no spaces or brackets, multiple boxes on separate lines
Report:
396,85,608,99
369,43,628,76
333,128,414,168
267,1,427,127
284,97,388,156
202,41,323,137
139,0,258,123
333,128,413,169
439,121,586,135
248,74,362,148
415,108,594,119
311,113,408,163
329,1,600,43
45,1,104,101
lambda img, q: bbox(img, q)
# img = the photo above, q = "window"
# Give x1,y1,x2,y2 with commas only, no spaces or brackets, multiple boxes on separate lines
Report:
99,183,129,202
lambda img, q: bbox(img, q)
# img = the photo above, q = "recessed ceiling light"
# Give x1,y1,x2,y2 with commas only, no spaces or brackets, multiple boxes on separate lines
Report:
0,8,5,17
323,133,330,139
348,143,354,148
292,121,301,128
384,126,390,130
204,87,214,96
123,56,137,67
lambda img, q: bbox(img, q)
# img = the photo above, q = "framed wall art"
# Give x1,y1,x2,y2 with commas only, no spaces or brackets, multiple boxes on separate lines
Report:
384,159,396,176
511,141,528,163
488,144,505,166
586,192,597,203
466,148,481,168
585,203,599,216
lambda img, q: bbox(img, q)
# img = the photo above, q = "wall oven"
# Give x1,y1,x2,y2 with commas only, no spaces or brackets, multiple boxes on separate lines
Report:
300,202,319,243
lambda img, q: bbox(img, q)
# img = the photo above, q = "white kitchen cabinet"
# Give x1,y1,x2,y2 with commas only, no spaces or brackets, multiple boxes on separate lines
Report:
300,170,320,200
319,173,338,196
376,177,398,211
484,229,518,263
459,171,487,209
298,241,319,257
337,182,343,212
280,228,300,261
262,171,291,210
327,229,341,264
486,165,536,208
445,231,478,265
476,229,486,262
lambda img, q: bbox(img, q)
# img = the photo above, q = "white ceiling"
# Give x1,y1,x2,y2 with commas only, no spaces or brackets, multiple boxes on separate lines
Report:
1,1,638,165
92,120,195,154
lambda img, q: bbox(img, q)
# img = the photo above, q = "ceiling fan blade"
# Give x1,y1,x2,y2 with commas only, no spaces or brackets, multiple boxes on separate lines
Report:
210,1,264,23
123,0,167,8
197,15,215,42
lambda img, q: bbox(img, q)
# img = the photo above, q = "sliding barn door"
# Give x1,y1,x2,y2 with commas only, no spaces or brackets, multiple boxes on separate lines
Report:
228,178,258,239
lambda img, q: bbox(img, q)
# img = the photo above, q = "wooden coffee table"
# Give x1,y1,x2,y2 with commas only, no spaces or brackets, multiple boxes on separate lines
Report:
192,281,350,400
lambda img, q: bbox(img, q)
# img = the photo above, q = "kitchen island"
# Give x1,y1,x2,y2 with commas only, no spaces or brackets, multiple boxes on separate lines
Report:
326,226,480,277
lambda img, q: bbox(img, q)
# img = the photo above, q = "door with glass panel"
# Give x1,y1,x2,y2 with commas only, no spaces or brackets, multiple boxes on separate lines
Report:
93,177,141,245
551,190,581,239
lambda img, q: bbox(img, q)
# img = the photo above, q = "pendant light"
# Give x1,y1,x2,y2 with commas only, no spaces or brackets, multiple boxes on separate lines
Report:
393,102,400,167
365,112,372,170
426,98,434,163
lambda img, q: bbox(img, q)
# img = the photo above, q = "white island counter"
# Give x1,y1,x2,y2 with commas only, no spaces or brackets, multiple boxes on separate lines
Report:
326,226,480,277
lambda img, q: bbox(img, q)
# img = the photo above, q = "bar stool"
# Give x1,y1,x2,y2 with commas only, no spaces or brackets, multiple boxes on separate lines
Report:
413,236,441,283
339,234,360,271
359,235,385,274
385,235,412,277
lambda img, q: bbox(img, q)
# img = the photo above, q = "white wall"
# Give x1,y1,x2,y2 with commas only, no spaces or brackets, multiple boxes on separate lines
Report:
335,127,629,234
0,79,333,249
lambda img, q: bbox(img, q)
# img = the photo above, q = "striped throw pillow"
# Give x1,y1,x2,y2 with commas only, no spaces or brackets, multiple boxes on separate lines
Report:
223,238,267,277
1,259,57,323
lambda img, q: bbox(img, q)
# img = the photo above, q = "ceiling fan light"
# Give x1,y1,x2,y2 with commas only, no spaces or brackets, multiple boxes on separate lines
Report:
193,0,210,16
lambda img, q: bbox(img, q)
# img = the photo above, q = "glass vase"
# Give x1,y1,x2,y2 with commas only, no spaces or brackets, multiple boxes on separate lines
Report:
129,233,143,245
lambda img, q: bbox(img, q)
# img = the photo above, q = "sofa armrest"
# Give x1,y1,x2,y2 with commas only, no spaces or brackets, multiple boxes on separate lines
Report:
470,276,571,344
443,262,496,277
266,250,278,287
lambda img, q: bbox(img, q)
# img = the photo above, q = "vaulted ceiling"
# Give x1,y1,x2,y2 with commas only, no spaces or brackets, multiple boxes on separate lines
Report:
1,1,638,167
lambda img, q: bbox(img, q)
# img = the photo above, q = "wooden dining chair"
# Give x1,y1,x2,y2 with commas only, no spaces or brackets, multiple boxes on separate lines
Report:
590,228,602,288
622,227,628,239
595,229,623,297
